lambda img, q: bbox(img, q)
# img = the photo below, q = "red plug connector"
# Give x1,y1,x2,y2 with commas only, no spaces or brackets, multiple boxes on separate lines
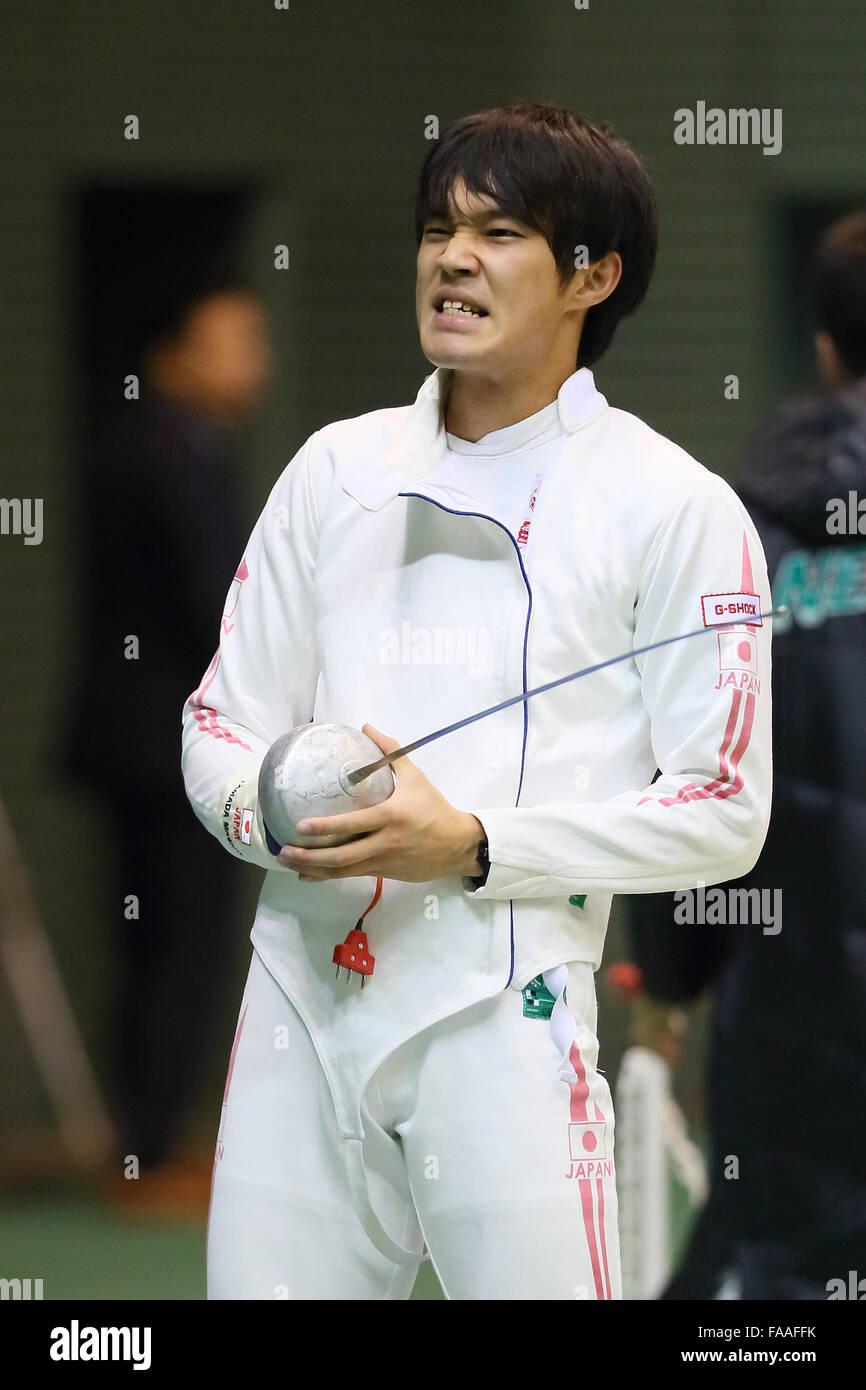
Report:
333,879,382,988
333,924,375,987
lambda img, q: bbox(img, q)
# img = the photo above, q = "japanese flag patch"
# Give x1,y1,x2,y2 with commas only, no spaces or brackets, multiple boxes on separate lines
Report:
569,1121,609,1162
717,630,757,678
241,808,255,845
701,592,762,627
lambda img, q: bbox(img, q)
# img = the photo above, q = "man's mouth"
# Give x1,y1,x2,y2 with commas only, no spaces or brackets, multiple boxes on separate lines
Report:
433,295,488,319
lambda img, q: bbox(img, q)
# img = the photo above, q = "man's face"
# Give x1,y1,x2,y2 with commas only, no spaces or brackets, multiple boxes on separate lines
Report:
180,291,272,420
416,178,578,378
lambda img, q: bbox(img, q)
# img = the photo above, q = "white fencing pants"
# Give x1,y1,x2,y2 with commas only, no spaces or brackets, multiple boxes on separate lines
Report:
207,947,621,1300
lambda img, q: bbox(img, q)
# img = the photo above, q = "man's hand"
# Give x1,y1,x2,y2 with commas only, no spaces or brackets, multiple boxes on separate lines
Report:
276,723,485,884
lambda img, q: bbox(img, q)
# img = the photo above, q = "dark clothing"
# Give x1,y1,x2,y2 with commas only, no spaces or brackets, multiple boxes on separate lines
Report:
62,394,247,794
111,782,238,1165
61,392,249,1166
626,378,866,1297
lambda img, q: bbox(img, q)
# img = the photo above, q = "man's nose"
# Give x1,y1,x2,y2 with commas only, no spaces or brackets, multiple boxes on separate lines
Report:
436,232,483,269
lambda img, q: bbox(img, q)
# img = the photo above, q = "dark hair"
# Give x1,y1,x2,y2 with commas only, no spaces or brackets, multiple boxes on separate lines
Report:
813,207,866,378
413,100,658,368
135,263,254,357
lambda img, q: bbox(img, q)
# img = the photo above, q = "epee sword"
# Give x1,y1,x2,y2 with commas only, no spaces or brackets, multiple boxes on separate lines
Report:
346,606,785,786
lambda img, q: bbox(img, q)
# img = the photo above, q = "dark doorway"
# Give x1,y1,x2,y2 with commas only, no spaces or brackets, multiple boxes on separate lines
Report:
71,182,259,429
771,196,864,396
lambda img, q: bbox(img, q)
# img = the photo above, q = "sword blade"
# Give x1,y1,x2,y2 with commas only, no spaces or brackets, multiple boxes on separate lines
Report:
346,606,785,786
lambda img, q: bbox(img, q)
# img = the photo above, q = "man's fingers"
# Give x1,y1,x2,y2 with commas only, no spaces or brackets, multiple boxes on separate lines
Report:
280,827,388,870
362,722,401,752
296,853,388,880
293,804,387,840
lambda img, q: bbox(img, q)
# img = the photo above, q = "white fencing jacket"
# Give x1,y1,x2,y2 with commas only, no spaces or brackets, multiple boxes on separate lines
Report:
181,364,772,1194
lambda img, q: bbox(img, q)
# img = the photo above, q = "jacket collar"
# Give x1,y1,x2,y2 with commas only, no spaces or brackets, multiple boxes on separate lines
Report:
341,365,608,510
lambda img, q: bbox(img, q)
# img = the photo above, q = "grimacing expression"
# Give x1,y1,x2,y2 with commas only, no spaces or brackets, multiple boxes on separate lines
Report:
416,179,582,374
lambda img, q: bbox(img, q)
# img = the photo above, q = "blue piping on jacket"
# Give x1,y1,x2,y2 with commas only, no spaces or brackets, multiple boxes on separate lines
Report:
397,490,534,989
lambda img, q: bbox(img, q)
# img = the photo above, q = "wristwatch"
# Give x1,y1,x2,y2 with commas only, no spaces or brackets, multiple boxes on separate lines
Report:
472,834,490,887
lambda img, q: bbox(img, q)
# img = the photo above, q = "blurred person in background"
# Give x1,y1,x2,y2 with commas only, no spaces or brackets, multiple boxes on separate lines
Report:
60,271,272,1213
626,206,866,1299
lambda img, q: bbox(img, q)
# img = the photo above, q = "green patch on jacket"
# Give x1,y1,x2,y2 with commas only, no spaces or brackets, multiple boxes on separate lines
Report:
522,975,558,1019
